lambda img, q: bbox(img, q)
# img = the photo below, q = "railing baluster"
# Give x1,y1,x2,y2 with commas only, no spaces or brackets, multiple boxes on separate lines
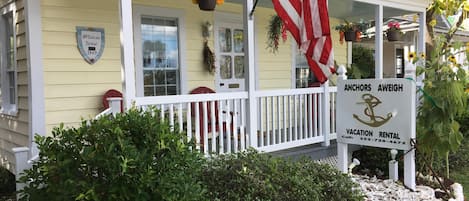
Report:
308,94,313,138
195,102,201,151
202,101,209,154
331,92,336,133
313,94,318,137
276,96,281,143
318,94,323,137
299,95,304,139
303,95,308,139
233,99,239,153
160,105,165,121
271,97,276,144
169,104,174,131
294,95,298,141
186,102,192,142
226,100,232,153
210,101,216,154
288,95,292,142
218,100,224,154
240,99,246,150
178,104,183,132
266,97,270,146
259,97,264,147
283,96,287,143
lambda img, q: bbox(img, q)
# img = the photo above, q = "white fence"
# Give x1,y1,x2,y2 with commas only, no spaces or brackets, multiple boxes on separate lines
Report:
130,85,337,154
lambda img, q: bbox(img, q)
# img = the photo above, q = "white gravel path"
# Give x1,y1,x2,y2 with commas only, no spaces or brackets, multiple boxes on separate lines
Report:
352,174,443,201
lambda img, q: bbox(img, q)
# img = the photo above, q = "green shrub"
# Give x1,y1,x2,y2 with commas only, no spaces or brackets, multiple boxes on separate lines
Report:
0,166,15,196
352,147,405,177
201,149,364,201
19,108,206,201
349,45,375,79
449,102,469,169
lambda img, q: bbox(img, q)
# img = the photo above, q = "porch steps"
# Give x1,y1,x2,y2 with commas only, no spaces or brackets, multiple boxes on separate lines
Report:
269,140,338,161
269,141,361,167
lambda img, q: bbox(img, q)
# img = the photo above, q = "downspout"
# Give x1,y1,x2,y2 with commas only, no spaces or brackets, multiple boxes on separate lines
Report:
25,0,45,157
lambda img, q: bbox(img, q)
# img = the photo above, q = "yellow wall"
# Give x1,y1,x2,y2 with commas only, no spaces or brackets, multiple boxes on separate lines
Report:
0,0,29,173
40,0,348,133
41,0,122,132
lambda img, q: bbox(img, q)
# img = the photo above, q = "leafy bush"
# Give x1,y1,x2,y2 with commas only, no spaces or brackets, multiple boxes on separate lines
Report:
201,149,364,201
0,166,15,197
349,45,375,79
19,108,206,201
352,147,404,178
449,99,469,168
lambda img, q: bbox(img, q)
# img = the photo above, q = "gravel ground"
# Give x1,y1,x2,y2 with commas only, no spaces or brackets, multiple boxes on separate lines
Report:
352,174,443,201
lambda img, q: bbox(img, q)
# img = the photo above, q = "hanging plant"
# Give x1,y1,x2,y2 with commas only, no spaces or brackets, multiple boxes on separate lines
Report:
192,0,224,11
266,15,287,53
203,41,215,74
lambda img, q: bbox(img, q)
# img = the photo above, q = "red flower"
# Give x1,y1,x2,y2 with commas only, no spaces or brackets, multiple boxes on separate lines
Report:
387,21,401,31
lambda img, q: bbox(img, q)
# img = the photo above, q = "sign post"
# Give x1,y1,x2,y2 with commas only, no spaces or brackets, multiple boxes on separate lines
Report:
336,78,416,190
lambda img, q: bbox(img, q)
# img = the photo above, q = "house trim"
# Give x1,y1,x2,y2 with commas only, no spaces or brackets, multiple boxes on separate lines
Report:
25,0,45,156
0,2,18,116
119,0,136,108
132,5,187,96
354,0,427,12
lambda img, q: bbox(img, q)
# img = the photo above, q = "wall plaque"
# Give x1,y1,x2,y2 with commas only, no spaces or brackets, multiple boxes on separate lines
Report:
76,27,105,64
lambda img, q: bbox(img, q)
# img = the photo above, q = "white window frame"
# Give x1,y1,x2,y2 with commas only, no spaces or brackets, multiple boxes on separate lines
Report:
0,3,17,116
132,5,187,96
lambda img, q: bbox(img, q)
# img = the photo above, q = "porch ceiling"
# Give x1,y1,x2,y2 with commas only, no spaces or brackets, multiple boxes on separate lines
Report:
226,0,421,21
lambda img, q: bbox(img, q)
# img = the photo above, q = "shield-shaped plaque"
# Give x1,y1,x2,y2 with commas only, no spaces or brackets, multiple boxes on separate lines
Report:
76,27,105,64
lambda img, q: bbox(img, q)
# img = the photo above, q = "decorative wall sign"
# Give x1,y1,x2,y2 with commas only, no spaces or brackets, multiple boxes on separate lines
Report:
336,78,416,150
76,27,105,64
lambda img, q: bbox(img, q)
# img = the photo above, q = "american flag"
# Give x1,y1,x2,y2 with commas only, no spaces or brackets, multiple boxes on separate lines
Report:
272,0,334,83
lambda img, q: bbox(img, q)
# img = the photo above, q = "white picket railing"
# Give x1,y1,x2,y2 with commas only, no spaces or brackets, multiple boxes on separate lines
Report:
133,92,249,155
130,86,338,154
254,87,332,152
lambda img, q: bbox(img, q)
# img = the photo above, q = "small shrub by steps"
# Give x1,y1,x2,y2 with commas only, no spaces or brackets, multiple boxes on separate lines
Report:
202,149,364,201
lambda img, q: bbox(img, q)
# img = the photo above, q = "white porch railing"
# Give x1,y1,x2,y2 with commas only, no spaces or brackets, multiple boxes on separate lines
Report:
130,85,338,154
254,86,337,152
133,92,249,154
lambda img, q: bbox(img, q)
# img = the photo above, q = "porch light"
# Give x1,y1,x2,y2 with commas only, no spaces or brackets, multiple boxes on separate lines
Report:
192,0,224,11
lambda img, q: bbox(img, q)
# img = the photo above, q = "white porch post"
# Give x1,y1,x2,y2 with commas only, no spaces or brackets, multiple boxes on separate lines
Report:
243,0,258,149
119,0,136,109
13,147,30,199
336,65,348,172
375,4,383,79
25,0,46,157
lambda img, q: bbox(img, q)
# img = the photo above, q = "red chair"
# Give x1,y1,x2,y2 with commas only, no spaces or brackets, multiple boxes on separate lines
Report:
189,87,235,149
102,89,123,112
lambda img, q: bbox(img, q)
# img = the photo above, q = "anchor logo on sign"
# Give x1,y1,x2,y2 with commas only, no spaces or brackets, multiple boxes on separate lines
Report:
353,93,393,127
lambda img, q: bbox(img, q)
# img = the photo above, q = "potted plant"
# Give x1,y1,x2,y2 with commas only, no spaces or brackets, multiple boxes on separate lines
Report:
386,21,402,41
335,20,368,44
192,0,224,11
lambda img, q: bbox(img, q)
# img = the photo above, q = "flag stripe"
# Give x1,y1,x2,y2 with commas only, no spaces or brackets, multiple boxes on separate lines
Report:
317,0,330,35
272,0,334,84
273,0,302,45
